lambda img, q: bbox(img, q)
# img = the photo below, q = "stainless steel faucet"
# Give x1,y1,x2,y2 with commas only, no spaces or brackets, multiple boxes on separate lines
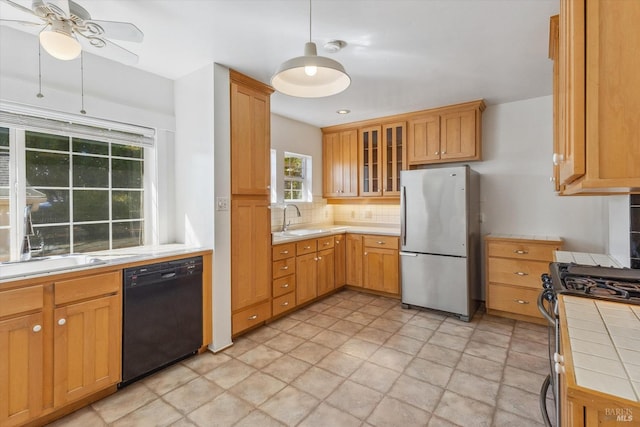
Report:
282,204,301,232
20,205,44,261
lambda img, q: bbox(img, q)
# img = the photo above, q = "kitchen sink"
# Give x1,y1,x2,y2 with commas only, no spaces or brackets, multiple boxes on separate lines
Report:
283,229,326,236
0,254,106,280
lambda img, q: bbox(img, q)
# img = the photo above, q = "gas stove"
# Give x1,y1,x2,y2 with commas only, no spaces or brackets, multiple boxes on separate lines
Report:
546,262,640,305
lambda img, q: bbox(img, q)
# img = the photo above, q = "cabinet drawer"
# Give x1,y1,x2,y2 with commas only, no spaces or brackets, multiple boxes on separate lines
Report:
273,275,295,298
272,243,296,261
317,237,334,250
55,271,121,305
487,283,542,319
364,235,399,250
272,293,296,317
273,257,296,279
487,241,559,262
232,302,271,335
0,285,44,318
296,240,317,256
487,257,549,289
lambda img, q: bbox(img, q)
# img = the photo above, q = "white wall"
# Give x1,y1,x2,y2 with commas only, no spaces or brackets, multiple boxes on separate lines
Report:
608,196,630,267
474,96,607,252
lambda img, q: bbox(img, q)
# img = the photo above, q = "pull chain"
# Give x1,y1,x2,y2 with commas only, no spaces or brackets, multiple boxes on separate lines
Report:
309,0,312,42
37,42,44,98
80,51,86,114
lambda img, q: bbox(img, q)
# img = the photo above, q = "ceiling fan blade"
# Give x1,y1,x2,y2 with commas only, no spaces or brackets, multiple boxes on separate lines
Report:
0,18,42,26
0,0,38,16
83,19,143,42
43,0,69,18
77,33,139,65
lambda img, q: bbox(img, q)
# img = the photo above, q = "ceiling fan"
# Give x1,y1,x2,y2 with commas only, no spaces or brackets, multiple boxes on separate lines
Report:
0,0,143,64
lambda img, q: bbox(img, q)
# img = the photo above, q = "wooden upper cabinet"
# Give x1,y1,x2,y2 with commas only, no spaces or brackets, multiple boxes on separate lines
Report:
382,122,406,196
549,15,561,192
360,126,382,196
440,108,478,161
230,71,273,196
323,130,358,197
555,0,640,194
407,114,440,165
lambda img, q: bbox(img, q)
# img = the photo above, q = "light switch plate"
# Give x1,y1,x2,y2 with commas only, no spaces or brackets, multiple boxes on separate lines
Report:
216,197,229,211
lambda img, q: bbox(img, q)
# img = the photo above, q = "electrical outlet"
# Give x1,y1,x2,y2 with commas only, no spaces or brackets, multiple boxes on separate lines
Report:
350,210,355,219
216,197,229,211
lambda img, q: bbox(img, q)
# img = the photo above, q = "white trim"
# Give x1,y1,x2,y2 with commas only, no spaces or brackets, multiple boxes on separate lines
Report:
0,101,156,148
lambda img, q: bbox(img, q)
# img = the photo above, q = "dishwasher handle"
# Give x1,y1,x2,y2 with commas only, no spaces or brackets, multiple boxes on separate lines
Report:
161,272,177,279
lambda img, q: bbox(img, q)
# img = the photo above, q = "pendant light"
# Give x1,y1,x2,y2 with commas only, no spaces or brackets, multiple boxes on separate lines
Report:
271,0,350,98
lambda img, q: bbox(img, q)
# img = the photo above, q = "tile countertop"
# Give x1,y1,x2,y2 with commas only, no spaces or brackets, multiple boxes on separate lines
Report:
272,225,400,244
562,295,640,402
555,250,622,267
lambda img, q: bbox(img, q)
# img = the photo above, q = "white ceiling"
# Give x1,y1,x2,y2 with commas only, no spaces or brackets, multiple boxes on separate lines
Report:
0,0,560,128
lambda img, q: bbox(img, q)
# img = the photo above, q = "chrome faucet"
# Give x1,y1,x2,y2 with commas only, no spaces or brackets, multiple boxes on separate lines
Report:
282,204,301,232
20,205,44,261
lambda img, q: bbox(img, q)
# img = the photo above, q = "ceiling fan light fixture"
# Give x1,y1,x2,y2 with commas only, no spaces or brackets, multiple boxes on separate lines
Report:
39,20,81,60
271,0,350,98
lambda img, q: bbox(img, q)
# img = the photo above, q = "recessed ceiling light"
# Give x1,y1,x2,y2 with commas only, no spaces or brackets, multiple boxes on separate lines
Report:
324,40,347,53
336,109,351,114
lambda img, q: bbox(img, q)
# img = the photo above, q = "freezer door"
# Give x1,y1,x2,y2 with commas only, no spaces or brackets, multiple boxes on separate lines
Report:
400,252,470,318
400,167,467,257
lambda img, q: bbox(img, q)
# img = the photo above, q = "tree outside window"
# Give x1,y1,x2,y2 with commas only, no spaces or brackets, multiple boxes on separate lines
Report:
284,153,306,202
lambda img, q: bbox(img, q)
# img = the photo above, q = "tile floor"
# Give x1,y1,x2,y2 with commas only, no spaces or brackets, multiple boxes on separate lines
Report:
49,289,555,427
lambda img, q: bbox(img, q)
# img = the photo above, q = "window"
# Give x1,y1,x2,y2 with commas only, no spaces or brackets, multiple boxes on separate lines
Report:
283,152,311,202
0,109,153,262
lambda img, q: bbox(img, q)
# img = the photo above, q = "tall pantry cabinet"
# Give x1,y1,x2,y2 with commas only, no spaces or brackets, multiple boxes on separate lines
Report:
230,70,274,336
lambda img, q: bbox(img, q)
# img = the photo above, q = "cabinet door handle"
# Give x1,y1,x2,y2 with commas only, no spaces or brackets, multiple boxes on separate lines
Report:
514,271,528,276
281,266,289,270
281,283,289,288
281,301,289,306
514,299,530,305
33,324,42,332
248,315,258,320
376,241,385,245
280,250,289,255
57,318,66,326
513,250,528,254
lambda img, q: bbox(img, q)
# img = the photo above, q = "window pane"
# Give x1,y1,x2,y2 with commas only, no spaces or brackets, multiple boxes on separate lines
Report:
112,144,143,159
37,225,70,256
74,223,109,252
284,156,303,178
0,229,8,262
0,127,8,147
73,190,109,221
73,138,109,155
113,221,143,249
31,190,69,224
291,181,302,190
26,131,68,151
112,158,143,188
112,190,142,220
73,155,109,187
26,151,69,187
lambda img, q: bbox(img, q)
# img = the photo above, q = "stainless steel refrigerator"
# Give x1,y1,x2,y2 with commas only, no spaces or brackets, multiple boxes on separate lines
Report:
400,166,480,321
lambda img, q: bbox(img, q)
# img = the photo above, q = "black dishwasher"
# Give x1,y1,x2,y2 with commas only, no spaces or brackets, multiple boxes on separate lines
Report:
121,256,203,387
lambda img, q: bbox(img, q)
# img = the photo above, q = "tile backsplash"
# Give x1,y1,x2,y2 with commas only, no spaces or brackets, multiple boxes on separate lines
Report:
631,195,640,269
269,200,401,232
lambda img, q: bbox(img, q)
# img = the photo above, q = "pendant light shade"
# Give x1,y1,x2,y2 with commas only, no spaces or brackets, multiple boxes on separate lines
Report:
271,1,350,97
39,20,81,61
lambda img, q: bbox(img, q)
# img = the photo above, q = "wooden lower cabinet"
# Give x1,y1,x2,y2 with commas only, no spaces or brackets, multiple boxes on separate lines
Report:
0,270,122,427
345,234,363,287
363,236,400,295
0,312,44,427
334,234,346,287
316,248,335,297
485,234,563,323
296,253,318,305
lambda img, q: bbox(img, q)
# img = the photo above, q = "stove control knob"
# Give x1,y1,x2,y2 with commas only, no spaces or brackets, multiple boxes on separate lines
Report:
553,352,564,364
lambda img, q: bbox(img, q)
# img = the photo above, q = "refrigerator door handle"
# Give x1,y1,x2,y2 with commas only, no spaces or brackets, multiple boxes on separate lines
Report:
400,185,407,246
399,252,418,257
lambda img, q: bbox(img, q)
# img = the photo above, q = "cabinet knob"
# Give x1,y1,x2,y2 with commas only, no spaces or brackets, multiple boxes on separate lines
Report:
364,252,368,256
267,185,271,189
442,151,446,154
318,256,322,260
281,266,289,270
550,176,556,182
434,151,439,155
336,241,340,245
376,241,385,245
513,250,528,255
513,299,529,305
57,318,66,326
280,250,289,255
32,324,42,332
281,301,289,306
248,315,258,320
304,246,311,249
552,153,564,166
282,283,289,288
324,242,330,246
514,271,528,276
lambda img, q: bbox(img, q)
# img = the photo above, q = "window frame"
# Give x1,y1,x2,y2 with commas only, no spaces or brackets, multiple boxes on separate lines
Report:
270,150,312,204
0,117,156,261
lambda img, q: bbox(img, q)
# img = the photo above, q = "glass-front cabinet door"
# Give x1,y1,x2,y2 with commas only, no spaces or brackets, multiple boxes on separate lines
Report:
382,122,406,196
359,126,382,196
